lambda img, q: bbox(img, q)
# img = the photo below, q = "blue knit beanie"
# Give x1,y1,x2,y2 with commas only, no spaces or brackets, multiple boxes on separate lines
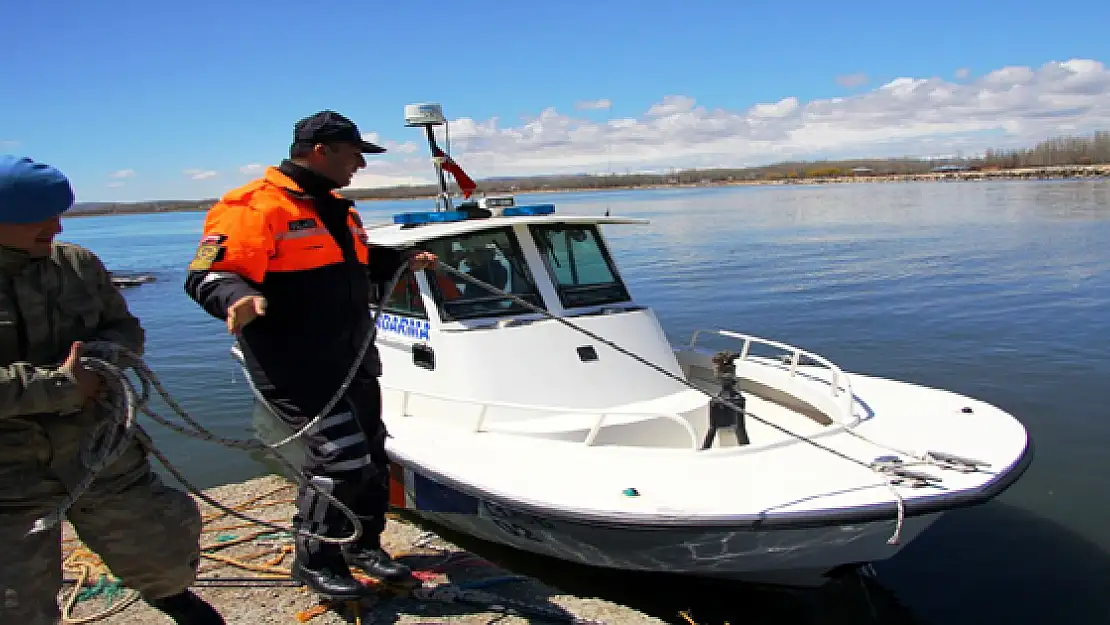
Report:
0,155,76,224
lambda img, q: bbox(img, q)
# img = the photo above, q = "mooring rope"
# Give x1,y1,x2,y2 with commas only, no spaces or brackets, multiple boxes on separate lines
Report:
27,261,413,544
432,262,990,544
31,253,988,554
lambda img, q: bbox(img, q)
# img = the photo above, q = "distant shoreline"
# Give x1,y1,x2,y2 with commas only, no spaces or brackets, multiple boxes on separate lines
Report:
66,163,1110,219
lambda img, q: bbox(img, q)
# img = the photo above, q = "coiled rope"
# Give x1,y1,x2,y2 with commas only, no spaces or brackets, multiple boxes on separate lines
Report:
28,261,413,545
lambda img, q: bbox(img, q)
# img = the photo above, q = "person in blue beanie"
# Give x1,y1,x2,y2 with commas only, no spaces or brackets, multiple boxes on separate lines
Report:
0,155,225,624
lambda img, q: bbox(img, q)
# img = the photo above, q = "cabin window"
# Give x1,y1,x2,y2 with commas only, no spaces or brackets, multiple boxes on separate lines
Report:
422,227,545,321
382,271,428,319
529,224,631,309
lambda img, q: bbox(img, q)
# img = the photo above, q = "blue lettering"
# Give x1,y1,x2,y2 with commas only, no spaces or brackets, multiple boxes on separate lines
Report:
375,313,430,341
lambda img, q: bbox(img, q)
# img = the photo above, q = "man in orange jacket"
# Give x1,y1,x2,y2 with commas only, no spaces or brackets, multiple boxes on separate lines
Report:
183,111,436,600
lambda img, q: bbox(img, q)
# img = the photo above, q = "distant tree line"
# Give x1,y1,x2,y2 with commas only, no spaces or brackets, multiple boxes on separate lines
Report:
69,200,217,215
979,131,1110,168
68,129,1110,217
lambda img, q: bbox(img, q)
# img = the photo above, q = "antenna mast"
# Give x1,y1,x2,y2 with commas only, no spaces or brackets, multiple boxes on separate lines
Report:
404,102,452,212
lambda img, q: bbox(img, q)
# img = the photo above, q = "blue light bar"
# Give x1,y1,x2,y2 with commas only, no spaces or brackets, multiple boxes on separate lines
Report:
501,203,556,217
393,210,470,226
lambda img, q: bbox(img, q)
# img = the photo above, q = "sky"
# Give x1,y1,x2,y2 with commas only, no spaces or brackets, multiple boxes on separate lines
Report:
2,0,1109,203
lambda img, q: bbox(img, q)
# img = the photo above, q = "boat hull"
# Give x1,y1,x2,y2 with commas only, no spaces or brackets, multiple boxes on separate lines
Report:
239,342,1031,588
391,463,941,587
249,399,937,587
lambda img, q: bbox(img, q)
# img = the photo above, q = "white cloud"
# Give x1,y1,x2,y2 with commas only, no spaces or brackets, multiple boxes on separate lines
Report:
361,133,420,154
184,169,218,180
349,158,437,188
750,97,799,119
381,140,420,154
646,95,696,117
955,67,971,79
576,98,612,111
352,57,1110,185
350,170,438,188
239,163,263,175
836,72,869,88
110,168,135,179
106,181,124,188
0,139,20,149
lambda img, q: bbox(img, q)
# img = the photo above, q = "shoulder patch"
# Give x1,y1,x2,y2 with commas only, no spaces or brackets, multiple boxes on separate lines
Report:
187,242,225,271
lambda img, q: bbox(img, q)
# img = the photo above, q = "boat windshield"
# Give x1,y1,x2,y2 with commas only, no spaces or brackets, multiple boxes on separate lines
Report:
529,223,631,309
422,226,545,321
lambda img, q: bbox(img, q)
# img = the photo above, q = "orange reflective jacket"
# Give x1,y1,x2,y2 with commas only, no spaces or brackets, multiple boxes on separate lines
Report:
184,163,406,412
187,167,370,280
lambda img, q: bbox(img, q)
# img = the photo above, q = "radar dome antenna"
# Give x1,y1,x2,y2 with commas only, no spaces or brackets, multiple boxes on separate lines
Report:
404,103,478,212
404,103,453,211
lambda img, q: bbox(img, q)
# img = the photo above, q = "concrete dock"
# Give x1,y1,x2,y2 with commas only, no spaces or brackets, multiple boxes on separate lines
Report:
59,474,669,624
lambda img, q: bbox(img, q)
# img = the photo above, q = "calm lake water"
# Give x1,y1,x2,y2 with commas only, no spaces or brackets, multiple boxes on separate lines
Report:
61,181,1110,624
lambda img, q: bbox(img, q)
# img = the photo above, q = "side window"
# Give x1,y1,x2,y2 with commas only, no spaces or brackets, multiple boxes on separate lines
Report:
530,224,631,309
383,271,428,318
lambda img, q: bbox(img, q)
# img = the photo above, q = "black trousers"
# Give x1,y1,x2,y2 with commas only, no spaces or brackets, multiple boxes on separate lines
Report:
264,375,390,564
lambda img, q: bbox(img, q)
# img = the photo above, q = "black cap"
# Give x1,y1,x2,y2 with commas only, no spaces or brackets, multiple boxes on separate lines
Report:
292,110,386,154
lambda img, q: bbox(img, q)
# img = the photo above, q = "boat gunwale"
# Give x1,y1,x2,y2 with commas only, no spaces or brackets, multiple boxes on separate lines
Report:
385,437,1034,532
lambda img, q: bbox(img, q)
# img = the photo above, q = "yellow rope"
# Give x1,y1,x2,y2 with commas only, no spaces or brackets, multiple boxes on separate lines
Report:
60,549,140,624
57,478,594,625
59,483,303,623
678,610,731,625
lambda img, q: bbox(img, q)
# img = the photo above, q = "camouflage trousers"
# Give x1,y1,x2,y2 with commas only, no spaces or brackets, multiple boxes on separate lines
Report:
0,412,202,625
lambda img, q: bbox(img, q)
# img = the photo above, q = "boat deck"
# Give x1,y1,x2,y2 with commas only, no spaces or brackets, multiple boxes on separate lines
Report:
381,370,1030,524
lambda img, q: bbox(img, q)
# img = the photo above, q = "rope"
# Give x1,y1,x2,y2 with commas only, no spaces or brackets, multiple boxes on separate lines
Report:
679,611,731,625
58,482,296,623
45,256,601,624
432,261,990,544
37,245,991,623
58,485,600,624
28,262,412,545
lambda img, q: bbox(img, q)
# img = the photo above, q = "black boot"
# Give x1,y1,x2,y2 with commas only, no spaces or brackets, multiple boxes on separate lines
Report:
343,541,412,583
291,545,367,601
146,590,225,624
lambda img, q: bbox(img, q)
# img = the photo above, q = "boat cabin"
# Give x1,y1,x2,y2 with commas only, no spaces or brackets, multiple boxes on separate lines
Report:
243,103,862,467
365,200,723,445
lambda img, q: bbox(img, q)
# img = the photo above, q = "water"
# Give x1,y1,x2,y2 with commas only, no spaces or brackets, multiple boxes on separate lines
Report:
60,180,1110,624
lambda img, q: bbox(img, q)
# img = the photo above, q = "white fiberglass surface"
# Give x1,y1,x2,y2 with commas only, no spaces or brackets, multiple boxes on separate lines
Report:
381,372,1029,520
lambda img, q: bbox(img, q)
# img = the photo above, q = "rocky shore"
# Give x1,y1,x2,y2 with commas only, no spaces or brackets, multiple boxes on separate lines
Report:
58,475,668,625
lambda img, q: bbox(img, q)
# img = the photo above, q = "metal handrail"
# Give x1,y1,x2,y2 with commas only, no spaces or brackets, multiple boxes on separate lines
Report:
381,384,703,451
688,329,855,422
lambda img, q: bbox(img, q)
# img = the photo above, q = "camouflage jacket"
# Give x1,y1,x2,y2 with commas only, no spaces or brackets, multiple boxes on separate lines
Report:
0,242,145,420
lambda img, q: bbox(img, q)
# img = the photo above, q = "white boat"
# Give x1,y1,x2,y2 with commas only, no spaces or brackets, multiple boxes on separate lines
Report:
239,102,1033,587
